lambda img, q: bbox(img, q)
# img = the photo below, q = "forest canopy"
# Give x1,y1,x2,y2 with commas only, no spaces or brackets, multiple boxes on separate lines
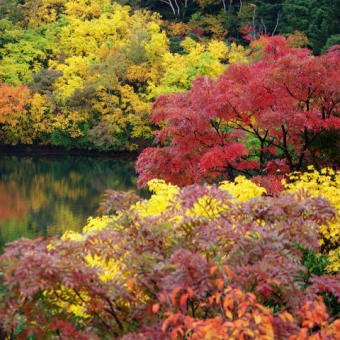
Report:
0,0,339,151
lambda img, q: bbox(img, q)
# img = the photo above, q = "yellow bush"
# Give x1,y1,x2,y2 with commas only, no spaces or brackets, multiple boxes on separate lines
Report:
283,167,340,272
55,168,340,318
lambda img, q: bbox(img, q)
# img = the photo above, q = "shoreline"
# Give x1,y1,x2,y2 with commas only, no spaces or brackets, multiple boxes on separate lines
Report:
0,144,139,158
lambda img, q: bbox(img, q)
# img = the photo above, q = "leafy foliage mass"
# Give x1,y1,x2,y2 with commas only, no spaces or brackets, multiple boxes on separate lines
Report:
0,168,339,339
137,36,340,187
0,0,339,338
1,0,339,151
0,0,251,151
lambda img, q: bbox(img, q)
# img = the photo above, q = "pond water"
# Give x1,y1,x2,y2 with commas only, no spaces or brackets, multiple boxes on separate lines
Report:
0,154,139,248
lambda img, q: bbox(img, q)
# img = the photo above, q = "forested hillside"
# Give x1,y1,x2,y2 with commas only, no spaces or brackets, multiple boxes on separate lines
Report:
0,0,339,151
1,1,340,338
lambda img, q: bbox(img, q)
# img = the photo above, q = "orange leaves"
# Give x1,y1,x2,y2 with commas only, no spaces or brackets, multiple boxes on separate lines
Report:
300,302,328,329
209,265,217,275
224,266,233,280
125,277,136,289
152,303,160,313
179,293,190,309
161,312,181,333
278,311,294,324
215,278,224,291
170,287,184,305
0,84,29,125
169,287,194,309
161,285,276,340
288,297,340,339
0,182,28,222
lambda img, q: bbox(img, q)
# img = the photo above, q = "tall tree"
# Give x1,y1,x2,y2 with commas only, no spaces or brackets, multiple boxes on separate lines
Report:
136,36,340,187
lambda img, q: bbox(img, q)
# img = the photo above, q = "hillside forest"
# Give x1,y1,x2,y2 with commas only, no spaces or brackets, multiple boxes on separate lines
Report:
0,0,339,151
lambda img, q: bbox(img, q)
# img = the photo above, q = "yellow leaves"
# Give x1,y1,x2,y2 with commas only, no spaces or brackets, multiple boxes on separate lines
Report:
29,93,53,132
190,196,225,220
189,14,228,40
65,0,108,20
284,167,340,272
52,110,84,138
181,37,199,53
148,38,248,99
60,3,163,61
207,40,228,60
86,254,123,282
227,43,249,64
132,176,264,226
219,176,266,201
113,84,152,139
51,56,91,99
44,286,91,319
144,25,169,62
21,0,66,27
82,216,117,233
126,63,149,84
326,248,340,272
133,179,179,217
166,22,192,36
42,3,168,150
278,311,294,324
59,6,132,58
61,230,85,242
0,84,54,144
286,30,309,48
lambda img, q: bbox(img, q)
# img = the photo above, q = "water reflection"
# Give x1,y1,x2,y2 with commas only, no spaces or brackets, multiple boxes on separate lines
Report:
0,154,139,247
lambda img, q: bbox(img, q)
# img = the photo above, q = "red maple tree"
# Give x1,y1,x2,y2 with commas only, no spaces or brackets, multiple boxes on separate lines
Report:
136,37,340,187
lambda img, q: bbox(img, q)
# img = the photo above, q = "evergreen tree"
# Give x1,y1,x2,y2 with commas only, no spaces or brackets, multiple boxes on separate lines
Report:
280,0,340,54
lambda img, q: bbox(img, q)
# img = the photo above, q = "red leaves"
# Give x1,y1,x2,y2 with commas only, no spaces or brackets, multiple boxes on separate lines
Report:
137,36,340,187
241,24,257,41
0,186,339,338
251,175,285,196
200,143,248,172
307,274,340,303
51,320,85,339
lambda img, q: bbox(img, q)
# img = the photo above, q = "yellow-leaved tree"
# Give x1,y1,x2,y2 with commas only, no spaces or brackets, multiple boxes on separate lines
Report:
147,37,249,99
48,3,169,150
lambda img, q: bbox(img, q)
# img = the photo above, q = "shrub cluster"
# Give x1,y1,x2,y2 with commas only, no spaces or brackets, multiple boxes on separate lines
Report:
0,169,339,339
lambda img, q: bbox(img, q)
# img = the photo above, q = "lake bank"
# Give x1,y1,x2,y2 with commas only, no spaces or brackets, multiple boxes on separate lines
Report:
0,144,139,158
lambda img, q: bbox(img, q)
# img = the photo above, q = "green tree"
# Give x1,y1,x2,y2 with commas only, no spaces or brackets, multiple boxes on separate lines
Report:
280,0,340,54
322,34,340,54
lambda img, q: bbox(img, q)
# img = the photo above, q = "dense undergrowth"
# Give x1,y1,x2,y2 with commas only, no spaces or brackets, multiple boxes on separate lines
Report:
0,168,339,339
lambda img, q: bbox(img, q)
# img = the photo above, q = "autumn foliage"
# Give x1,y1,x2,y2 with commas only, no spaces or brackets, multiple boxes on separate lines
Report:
137,37,340,187
0,169,340,339
0,84,29,132
0,1,252,151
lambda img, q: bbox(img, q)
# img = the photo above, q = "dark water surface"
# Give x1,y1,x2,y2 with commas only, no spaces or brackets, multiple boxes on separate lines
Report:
0,154,139,247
